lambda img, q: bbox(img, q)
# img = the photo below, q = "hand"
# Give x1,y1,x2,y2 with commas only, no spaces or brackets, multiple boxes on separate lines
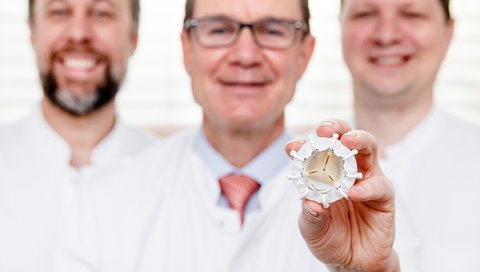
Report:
286,120,399,272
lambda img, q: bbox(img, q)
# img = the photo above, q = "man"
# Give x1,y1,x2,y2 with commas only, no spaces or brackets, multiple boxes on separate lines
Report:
54,0,404,271
340,0,480,270
0,0,155,271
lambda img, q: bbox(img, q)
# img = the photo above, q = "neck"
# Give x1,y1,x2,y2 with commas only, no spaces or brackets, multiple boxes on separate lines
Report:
354,90,433,157
203,116,285,168
41,99,116,168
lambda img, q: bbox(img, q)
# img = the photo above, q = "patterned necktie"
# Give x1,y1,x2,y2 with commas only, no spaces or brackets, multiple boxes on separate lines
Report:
219,174,260,224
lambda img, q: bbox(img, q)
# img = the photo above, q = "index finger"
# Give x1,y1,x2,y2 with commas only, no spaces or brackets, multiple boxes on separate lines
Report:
285,138,306,158
285,120,353,157
340,130,380,179
315,119,353,138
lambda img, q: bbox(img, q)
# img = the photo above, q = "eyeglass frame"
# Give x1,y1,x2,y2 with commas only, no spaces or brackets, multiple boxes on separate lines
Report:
183,16,310,50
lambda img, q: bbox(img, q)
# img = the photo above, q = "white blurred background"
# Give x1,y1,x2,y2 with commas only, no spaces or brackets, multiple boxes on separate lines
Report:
1,0,479,132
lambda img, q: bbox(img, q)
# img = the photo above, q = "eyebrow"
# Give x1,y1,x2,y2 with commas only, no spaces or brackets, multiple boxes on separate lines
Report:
43,0,66,12
400,2,428,10
349,1,376,9
45,0,65,5
45,0,115,7
195,15,301,23
93,0,115,6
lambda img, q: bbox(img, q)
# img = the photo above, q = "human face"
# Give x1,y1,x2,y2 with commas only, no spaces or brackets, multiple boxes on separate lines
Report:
30,0,138,116
341,0,453,104
182,0,314,131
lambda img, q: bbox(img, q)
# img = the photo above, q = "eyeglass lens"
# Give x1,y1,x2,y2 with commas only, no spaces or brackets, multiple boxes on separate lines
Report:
194,19,301,49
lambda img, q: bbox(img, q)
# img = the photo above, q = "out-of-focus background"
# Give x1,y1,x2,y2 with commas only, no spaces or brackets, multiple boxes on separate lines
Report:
1,0,479,131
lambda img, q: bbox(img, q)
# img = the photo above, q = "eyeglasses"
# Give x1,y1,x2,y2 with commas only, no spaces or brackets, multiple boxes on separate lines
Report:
184,16,309,50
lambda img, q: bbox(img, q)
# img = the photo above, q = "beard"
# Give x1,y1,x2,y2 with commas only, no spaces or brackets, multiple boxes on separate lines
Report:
41,62,120,117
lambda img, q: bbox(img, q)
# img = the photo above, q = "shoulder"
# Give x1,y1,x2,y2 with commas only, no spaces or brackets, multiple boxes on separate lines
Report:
114,122,160,155
86,129,198,196
0,117,29,140
434,109,480,144
162,128,198,147
0,115,34,160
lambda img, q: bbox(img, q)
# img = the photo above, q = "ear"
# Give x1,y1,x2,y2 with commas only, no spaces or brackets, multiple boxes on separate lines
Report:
446,18,455,46
129,29,139,56
440,19,454,60
29,19,37,51
181,31,194,77
295,34,316,80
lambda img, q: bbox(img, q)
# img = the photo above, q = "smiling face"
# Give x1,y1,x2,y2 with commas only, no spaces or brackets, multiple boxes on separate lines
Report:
182,0,314,131
341,0,453,106
30,0,138,116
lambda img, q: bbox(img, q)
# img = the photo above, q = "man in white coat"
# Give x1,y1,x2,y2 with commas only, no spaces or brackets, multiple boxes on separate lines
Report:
340,0,480,270
54,0,405,271
0,0,155,271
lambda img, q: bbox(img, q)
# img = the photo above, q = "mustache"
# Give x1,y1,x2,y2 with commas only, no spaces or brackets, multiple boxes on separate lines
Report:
49,44,107,64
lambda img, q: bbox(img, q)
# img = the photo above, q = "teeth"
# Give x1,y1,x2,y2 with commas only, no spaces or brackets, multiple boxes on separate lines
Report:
376,57,403,65
64,58,96,69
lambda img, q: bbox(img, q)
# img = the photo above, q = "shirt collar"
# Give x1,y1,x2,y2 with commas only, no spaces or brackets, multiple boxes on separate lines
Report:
350,107,443,160
24,106,131,167
193,129,291,185
384,106,444,159
90,119,131,165
24,106,71,165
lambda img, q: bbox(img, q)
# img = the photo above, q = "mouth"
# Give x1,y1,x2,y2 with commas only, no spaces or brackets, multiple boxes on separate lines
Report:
59,54,105,72
62,57,98,70
218,76,274,90
51,51,107,82
52,46,106,71
219,80,271,88
369,55,411,67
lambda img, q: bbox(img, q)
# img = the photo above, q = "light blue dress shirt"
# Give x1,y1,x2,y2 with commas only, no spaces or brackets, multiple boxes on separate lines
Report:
193,129,291,213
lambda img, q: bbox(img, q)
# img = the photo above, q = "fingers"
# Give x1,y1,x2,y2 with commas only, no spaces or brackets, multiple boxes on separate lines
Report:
314,120,379,163
303,199,328,220
349,175,395,210
339,130,392,207
285,139,306,158
285,119,391,208
285,120,353,157
298,199,330,240
286,119,377,158
315,119,353,138
339,130,377,158
340,130,379,178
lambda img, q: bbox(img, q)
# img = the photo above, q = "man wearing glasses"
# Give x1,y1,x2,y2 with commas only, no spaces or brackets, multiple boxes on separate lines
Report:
55,0,402,271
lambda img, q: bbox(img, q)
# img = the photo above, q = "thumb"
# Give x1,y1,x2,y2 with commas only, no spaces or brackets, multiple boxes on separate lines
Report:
298,199,330,242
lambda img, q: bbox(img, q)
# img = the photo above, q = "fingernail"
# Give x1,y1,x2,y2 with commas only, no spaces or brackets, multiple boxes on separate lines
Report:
304,201,319,217
320,121,334,128
344,131,358,137
286,139,303,145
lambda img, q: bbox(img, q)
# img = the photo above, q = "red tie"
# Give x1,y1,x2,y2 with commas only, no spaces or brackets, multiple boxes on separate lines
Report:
219,174,260,224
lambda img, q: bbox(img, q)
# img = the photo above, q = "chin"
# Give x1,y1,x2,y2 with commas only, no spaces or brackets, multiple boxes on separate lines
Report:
222,117,260,130
362,79,408,97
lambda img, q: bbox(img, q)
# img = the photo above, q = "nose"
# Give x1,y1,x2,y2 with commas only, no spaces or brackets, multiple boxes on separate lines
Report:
65,12,93,44
372,16,402,46
227,28,263,68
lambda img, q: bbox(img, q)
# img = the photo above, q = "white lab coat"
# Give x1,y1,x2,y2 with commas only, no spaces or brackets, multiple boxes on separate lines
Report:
0,108,157,272
55,128,423,272
380,108,480,272
54,129,327,272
